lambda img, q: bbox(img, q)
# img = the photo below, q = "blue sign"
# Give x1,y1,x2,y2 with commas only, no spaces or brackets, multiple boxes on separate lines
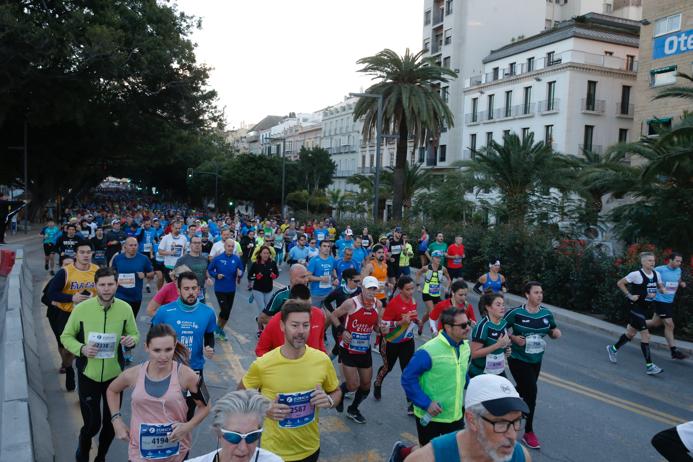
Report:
653,29,693,59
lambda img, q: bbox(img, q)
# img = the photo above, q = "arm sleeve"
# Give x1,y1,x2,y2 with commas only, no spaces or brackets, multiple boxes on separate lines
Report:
204,332,215,348
400,350,433,410
472,281,483,295
47,269,72,303
125,304,140,345
322,289,337,311
60,309,83,357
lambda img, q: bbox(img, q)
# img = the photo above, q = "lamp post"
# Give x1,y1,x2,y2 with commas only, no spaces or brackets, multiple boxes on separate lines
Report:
350,92,383,221
268,136,287,220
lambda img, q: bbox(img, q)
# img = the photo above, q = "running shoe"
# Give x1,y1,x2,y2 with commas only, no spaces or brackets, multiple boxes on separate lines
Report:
65,367,75,392
522,431,541,449
344,391,355,400
373,384,382,401
606,345,618,363
217,328,228,342
671,349,689,360
388,441,410,462
44,263,48,270
646,363,663,375
346,409,367,424
336,397,344,413
407,402,414,416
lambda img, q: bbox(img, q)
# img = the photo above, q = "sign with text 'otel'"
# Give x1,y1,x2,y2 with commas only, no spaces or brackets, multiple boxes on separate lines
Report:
653,29,693,60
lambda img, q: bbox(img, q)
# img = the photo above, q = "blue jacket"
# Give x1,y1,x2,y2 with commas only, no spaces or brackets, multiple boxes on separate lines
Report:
207,252,244,293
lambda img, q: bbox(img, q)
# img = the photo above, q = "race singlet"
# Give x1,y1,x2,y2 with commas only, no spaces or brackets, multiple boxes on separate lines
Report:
428,283,440,296
277,391,315,428
525,334,546,355
362,239,369,247
118,273,136,289
453,258,462,265
484,353,506,375
349,332,371,353
88,332,117,359
139,423,180,459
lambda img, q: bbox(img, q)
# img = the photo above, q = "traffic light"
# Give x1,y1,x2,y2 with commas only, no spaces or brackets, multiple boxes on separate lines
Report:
187,168,193,178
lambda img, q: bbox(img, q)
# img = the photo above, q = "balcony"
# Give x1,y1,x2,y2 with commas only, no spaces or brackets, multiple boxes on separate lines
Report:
357,166,376,174
578,144,603,154
465,112,481,125
537,99,559,114
513,103,535,118
334,170,356,178
581,98,605,114
433,9,444,26
616,102,634,118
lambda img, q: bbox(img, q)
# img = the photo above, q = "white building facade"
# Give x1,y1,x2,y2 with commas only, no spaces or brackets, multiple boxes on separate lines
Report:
321,97,362,192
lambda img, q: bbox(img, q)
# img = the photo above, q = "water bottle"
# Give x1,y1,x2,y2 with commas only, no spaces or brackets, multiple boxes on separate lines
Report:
420,412,433,427
248,292,254,303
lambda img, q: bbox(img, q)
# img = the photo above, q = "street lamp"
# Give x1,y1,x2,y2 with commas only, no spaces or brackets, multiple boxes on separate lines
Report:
350,92,383,221
268,136,287,220
188,161,221,212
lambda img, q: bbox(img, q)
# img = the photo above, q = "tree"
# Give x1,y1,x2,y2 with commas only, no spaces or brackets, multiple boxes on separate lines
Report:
353,48,457,220
412,170,474,223
379,162,433,214
327,189,352,220
296,147,336,194
346,173,390,217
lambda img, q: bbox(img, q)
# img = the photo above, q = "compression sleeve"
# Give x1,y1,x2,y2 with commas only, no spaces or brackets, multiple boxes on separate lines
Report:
47,269,73,303
204,332,215,349
472,281,483,295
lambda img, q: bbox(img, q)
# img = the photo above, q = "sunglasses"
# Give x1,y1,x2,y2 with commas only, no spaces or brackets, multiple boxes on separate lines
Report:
449,321,472,328
220,428,263,445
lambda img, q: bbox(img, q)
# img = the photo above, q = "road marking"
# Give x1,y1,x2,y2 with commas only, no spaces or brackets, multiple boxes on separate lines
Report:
227,328,251,345
540,372,686,426
215,341,247,382
322,450,383,462
400,431,419,444
318,415,350,433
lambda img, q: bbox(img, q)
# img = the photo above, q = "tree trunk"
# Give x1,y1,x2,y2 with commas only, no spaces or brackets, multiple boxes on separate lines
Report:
392,119,408,221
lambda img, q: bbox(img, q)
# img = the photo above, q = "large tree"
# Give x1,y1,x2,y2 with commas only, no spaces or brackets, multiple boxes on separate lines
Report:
353,49,456,220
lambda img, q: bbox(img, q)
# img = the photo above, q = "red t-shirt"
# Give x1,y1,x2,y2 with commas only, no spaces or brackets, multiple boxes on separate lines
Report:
153,282,179,306
446,243,465,269
381,294,418,343
255,306,326,357
430,298,476,330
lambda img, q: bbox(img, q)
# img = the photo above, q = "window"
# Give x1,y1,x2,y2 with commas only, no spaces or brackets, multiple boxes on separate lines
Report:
444,29,452,45
446,0,453,15
546,81,556,110
439,144,447,162
508,62,516,76
544,124,554,144
504,90,512,117
647,118,672,135
604,3,613,13
443,56,451,68
418,147,426,163
650,65,677,87
604,51,614,56
527,57,535,72
362,155,366,167
523,86,532,114
423,38,431,52
441,86,449,103
620,85,631,115
486,131,493,145
502,129,510,140
487,94,495,120
471,97,479,122
586,80,597,111
522,127,530,140
424,9,431,25
370,154,374,167
583,125,594,151
654,13,681,37
618,128,628,143
469,134,477,152
492,67,499,81
626,54,636,71
390,152,395,166
546,51,555,66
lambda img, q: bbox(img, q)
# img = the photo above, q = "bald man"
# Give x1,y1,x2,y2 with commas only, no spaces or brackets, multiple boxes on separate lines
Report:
258,263,311,327
111,237,154,318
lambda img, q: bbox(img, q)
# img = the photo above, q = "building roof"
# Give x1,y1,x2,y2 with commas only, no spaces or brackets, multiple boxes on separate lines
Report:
249,115,285,132
482,13,640,64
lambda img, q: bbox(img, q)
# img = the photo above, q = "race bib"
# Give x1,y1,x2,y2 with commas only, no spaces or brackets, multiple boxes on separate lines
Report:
428,283,440,296
390,245,402,254
377,281,386,294
453,258,462,265
525,334,546,355
349,332,371,353
362,239,369,247
139,423,180,459
172,245,183,258
88,332,117,359
664,281,679,294
277,391,315,428
484,353,506,375
118,273,136,289
319,271,331,289
65,248,76,257
143,243,152,252
93,250,106,261
317,233,325,241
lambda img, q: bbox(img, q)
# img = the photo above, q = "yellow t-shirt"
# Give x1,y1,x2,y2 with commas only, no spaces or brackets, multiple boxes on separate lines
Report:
242,346,339,461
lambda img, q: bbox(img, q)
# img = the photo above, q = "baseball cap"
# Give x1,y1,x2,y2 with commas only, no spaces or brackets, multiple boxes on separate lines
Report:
111,219,120,225
464,375,529,416
431,250,443,258
345,229,353,236
394,226,402,233
362,276,380,289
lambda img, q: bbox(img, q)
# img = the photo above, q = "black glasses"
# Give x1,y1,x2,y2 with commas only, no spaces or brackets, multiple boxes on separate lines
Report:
449,321,472,328
480,415,525,433
220,428,263,444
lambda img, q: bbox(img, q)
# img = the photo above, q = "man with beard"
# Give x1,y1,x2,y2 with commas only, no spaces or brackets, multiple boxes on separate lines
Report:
361,244,389,303
240,300,341,462
398,374,531,462
60,267,140,462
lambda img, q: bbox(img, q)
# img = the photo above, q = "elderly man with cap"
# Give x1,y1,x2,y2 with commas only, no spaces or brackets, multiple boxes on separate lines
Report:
396,374,531,462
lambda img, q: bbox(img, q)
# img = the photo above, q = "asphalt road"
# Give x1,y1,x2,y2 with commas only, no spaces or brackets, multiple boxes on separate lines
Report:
11,233,691,462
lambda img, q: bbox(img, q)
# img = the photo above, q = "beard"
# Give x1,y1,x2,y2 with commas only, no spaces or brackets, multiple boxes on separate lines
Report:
475,419,515,462
287,335,306,349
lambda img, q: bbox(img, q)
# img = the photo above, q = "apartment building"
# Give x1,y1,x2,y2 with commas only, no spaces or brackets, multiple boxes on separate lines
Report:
321,97,362,192
284,122,321,162
633,0,693,136
462,14,640,157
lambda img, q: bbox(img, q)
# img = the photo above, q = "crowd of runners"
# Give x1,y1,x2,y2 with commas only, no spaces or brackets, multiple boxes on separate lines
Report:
34,195,691,462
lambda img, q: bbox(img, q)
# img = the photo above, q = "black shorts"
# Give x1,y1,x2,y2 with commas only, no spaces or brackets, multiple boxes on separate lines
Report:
654,301,673,319
43,243,56,256
152,259,166,272
46,305,70,349
628,303,650,331
339,346,373,368
422,293,442,303
387,260,400,278
447,267,463,280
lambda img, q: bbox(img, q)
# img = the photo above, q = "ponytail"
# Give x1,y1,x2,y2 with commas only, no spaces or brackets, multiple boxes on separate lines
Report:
174,341,190,366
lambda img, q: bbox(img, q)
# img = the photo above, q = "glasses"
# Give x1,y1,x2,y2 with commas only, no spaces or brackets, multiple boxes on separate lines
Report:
449,321,472,328
480,415,525,433
351,279,362,284
220,428,263,444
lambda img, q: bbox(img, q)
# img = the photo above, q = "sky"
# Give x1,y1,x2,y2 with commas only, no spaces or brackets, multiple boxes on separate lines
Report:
175,0,422,129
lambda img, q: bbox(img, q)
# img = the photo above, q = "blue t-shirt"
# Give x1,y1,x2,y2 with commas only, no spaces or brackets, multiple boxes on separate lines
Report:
140,227,158,254
307,255,336,297
335,258,361,281
335,238,354,257
288,245,310,262
41,226,60,245
654,264,682,304
208,253,244,293
351,247,368,265
313,228,329,243
151,300,217,371
112,253,153,302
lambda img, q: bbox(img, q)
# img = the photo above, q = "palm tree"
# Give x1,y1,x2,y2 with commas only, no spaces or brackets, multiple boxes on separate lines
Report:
459,132,572,223
346,173,390,217
380,162,433,213
652,72,693,100
327,188,349,220
353,48,457,220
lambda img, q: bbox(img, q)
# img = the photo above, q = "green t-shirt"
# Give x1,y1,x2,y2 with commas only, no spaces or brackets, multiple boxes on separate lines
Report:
470,316,509,376
263,286,289,316
503,305,556,364
428,241,448,255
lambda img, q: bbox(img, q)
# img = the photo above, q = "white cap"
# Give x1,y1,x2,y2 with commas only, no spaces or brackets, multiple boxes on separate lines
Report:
464,375,529,416
362,276,379,289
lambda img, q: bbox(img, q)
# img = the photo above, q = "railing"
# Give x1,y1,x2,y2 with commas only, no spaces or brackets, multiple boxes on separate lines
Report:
616,102,634,118
581,98,605,114
334,170,355,178
433,9,444,25
465,103,535,125
578,144,603,154
537,99,560,113
513,103,535,117
357,166,376,174
465,112,480,125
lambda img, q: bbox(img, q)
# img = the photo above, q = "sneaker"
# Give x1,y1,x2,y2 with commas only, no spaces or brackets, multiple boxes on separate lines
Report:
522,431,541,449
345,391,355,400
44,263,48,270
388,441,410,462
671,349,689,360
217,328,228,342
373,384,381,401
346,409,367,424
407,402,414,416
646,363,663,375
606,345,618,363
65,367,75,392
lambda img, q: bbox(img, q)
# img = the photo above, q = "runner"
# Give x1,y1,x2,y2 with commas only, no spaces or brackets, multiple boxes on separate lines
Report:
247,245,280,332
306,240,337,308
607,251,666,374
90,227,108,267
146,265,191,316
646,252,688,359
387,227,405,288
425,232,447,263
60,267,140,462
207,238,244,341
335,247,361,282
111,237,154,319
306,238,319,261
335,228,355,257
398,233,414,277
287,234,310,265
374,276,420,414
429,279,477,334
505,281,561,449
473,259,508,294
328,276,382,424
40,218,60,274
240,229,257,269
651,421,693,462
351,236,369,266
470,293,512,377
174,235,211,302
105,219,127,264
360,227,374,251
258,263,311,327
239,299,341,462
56,223,81,265
416,251,450,334
158,221,188,282
445,235,465,281
323,268,362,357
361,244,389,303
417,226,430,268
107,324,210,461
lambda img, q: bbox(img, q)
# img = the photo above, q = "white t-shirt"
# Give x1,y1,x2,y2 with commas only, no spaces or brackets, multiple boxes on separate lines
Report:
624,269,662,285
209,240,242,259
158,233,189,269
187,448,282,462
677,421,693,453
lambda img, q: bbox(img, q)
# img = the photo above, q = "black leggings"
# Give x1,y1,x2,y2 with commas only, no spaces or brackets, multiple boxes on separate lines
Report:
293,448,320,462
374,339,415,387
508,358,542,433
76,374,120,462
215,291,236,321
652,427,693,462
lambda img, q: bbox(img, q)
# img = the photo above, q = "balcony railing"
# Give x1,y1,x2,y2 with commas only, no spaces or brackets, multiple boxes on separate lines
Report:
537,99,560,113
334,170,355,178
433,9,444,26
616,102,634,118
578,144,603,154
465,113,480,125
357,166,376,174
581,98,605,114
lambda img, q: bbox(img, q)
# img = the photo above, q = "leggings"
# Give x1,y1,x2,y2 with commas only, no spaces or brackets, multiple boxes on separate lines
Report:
374,338,415,387
508,357,542,433
651,427,693,462
253,289,274,314
215,291,236,321
76,374,120,462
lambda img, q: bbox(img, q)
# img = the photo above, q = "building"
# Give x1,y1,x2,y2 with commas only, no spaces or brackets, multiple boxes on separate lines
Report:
225,125,252,153
633,0,693,137
321,97,362,192
246,115,285,154
284,122,322,161
462,13,640,157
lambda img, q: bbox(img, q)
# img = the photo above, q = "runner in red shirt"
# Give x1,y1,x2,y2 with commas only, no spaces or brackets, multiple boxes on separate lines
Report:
429,279,476,333
445,235,465,280
327,276,382,424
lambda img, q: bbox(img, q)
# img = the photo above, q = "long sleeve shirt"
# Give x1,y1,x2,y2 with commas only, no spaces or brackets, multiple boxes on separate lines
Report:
207,252,244,293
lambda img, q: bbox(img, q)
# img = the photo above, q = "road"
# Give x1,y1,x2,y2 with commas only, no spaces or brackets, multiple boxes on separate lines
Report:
11,233,691,461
